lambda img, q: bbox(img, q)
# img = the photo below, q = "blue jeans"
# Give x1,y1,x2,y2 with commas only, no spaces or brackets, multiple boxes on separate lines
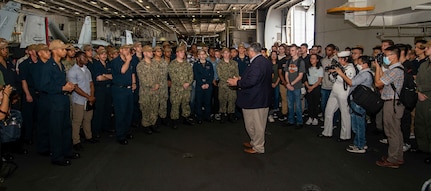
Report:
288,89,302,124
273,84,280,110
351,101,366,149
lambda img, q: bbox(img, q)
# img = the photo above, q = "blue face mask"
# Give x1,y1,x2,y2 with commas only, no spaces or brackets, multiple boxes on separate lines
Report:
383,56,391,65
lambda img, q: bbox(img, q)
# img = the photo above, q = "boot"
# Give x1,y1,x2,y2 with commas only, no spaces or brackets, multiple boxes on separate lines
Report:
161,118,168,126
228,113,236,123
150,125,161,133
172,119,179,129
220,113,227,123
143,126,153,135
183,116,195,126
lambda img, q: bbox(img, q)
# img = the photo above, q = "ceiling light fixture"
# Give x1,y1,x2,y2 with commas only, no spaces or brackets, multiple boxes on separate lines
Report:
39,1,46,5
232,7,236,10
138,0,144,3
192,15,195,18
59,7,65,10
219,15,222,17
217,11,220,14
145,5,150,9
156,15,160,17
121,15,126,18
90,1,98,5
113,11,118,14
74,12,80,14
103,7,109,11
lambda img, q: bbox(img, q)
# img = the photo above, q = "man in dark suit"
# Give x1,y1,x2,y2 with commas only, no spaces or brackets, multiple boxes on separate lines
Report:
227,42,272,154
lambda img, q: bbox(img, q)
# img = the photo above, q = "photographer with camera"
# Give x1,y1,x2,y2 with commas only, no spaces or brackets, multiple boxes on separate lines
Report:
335,56,373,153
319,51,356,141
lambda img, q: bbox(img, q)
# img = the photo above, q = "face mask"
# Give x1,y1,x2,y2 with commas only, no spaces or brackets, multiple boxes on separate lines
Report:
356,64,363,70
383,56,391,65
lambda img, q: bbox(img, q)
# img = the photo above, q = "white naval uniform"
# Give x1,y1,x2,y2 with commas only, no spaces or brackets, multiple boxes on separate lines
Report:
321,63,356,139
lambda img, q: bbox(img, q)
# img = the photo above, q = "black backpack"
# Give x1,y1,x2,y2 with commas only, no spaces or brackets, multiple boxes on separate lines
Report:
349,72,383,115
390,66,418,111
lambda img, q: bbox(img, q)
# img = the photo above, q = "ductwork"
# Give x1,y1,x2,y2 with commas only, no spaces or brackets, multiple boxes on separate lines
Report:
328,0,431,27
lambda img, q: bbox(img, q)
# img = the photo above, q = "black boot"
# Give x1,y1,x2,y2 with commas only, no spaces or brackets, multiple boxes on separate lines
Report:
228,113,236,123
172,119,179,129
151,125,161,133
220,113,227,123
183,116,195,126
161,118,168,126
143,126,153,135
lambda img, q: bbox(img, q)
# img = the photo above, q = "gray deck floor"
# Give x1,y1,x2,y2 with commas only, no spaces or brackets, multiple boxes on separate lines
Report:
2,120,430,191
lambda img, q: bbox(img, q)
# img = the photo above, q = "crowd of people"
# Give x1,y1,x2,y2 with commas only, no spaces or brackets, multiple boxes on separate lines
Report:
0,37,430,170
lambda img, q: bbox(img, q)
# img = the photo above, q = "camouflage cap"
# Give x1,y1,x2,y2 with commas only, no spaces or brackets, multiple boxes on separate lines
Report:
153,45,162,51
82,44,92,51
120,44,132,50
66,44,76,50
176,45,186,52
133,42,142,47
49,40,68,50
97,49,107,55
27,44,38,51
142,45,153,52
36,44,49,52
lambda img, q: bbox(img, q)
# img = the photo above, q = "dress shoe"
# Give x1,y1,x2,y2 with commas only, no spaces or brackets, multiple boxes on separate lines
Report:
150,125,161,133
337,138,350,142
65,152,80,159
86,138,99,144
38,152,52,157
244,148,260,154
118,139,128,145
243,142,252,148
317,134,331,138
381,156,404,165
295,124,303,129
126,134,134,139
73,143,84,151
25,140,33,145
94,134,102,139
52,160,71,166
376,159,399,169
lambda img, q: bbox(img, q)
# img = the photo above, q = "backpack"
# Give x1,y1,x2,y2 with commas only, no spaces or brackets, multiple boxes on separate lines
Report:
0,110,22,143
390,66,418,111
349,72,383,115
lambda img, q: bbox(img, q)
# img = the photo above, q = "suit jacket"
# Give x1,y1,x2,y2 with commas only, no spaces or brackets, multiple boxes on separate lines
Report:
236,54,272,109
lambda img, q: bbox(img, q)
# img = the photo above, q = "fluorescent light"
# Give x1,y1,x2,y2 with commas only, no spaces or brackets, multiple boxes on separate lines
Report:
39,1,46,5
90,1,98,5
113,11,118,14
217,11,220,14
103,7,109,11
74,12,80,14
156,15,160,17
121,15,126,18
137,0,144,3
59,7,65,10
145,5,150,9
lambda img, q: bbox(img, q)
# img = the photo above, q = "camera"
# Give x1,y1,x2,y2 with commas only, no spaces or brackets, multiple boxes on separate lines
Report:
374,52,384,66
325,59,345,78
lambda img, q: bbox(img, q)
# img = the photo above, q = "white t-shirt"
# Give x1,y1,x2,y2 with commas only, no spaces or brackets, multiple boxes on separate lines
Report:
307,66,324,85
